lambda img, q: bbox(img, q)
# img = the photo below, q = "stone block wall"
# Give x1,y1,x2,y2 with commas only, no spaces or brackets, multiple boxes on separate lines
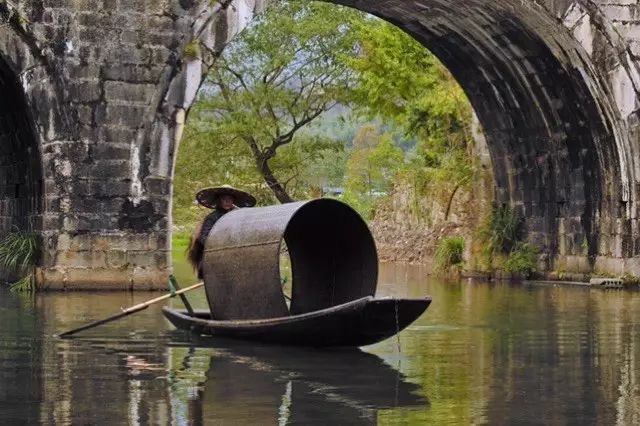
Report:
0,0,271,289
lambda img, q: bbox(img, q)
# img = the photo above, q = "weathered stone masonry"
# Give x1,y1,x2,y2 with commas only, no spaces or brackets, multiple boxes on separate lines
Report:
1,0,640,289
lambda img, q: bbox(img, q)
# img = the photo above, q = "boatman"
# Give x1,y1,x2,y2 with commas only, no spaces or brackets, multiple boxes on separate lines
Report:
187,185,256,278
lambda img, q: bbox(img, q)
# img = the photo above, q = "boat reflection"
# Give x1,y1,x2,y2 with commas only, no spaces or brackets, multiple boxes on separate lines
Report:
168,336,428,424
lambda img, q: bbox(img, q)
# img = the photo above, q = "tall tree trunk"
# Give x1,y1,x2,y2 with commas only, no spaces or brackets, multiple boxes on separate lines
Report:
257,156,294,203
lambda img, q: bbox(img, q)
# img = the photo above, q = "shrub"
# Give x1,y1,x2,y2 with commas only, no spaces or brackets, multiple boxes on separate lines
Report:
485,204,524,255
620,273,640,288
434,236,465,271
340,191,375,221
183,40,201,60
474,204,538,276
0,230,39,292
8,272,36,293
504,242,537,277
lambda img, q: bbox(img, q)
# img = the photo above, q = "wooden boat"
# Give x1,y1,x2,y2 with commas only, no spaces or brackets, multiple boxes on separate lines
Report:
163,296,430,347
60,200,432,342
166,199,432,347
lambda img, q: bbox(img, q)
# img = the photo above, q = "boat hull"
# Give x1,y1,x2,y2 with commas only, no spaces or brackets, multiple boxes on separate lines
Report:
162,296,430,347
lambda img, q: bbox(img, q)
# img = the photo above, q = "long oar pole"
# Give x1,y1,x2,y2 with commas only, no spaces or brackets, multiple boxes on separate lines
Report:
58,282,204,338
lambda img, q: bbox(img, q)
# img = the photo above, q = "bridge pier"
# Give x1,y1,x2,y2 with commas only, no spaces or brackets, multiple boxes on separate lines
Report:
1,0,640,289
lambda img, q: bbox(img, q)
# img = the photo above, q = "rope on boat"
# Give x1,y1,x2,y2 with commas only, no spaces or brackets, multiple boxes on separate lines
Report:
395,298,401,354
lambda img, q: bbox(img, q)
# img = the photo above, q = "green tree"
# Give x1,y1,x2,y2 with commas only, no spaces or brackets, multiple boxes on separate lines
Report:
191,1,364,203
173,120,266,226
174,112,347,225
343,18,477,219
346,18,473,145
175,1,480,231
343,125,404,218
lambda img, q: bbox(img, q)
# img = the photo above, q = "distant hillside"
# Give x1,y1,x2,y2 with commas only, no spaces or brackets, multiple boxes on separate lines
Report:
302,105,417,152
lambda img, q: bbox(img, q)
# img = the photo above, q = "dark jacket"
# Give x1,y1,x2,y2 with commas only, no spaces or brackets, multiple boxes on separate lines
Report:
189,207,234,279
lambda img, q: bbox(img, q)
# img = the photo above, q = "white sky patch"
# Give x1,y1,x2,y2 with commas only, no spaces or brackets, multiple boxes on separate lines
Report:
130,143,142,205
157,124,171,178
612,65,638,118
572,14,593,57
183,59,202,109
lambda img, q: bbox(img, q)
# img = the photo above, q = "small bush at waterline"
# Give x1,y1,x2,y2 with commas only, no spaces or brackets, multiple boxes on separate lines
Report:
474,204,539,277
486,204,524,255
9,271,36,293
434,236,465,271
504,242,538,278
0,230,39,292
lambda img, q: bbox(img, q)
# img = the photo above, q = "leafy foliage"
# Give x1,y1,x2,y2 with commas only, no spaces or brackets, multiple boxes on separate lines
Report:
0,230,38,292
485,205,525,255
347,19,471,139
342,125,404,218
183,40,200,60
9,272,36,293
475,205,537,276
174,0,480,249
188,1,363,203
0,230,38,272
173,120,347,226
434,236,465,271
504,242,538,277
343,17,477,219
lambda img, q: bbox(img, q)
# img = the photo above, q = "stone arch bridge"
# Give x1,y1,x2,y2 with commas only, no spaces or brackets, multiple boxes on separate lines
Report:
1,0,640,289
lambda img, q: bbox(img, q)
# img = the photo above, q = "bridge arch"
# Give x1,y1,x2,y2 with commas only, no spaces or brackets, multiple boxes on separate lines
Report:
332,0,634,271
6,0,638,288
0,15,70,283
162,0,638,274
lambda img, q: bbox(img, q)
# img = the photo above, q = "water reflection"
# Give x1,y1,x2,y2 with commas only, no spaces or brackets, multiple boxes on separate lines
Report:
1,264,640,424
17,284,424,425
167,338,426,424
0,293,43,424
33,334,424,424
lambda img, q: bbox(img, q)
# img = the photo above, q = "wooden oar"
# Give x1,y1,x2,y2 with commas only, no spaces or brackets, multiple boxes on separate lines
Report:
58,282,204,338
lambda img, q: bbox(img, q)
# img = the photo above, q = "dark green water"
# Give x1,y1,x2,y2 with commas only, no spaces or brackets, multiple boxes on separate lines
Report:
1,263,639,424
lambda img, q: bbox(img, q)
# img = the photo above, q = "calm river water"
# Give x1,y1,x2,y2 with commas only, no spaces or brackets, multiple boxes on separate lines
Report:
1,263,639,424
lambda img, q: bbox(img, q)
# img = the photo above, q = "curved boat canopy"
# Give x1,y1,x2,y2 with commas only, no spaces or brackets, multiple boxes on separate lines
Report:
203,199,378,320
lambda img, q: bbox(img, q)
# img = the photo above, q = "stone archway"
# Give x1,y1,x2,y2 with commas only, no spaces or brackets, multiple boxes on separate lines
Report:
330,0,633,273
0,5,76,287
4,0,639,289
161,0,638,275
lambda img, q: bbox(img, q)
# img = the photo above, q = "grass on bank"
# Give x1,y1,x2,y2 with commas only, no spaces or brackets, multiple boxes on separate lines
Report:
0,230,38,292
173,231,191,253
172,231,198,285
434,236,465,271
475,205,538,277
